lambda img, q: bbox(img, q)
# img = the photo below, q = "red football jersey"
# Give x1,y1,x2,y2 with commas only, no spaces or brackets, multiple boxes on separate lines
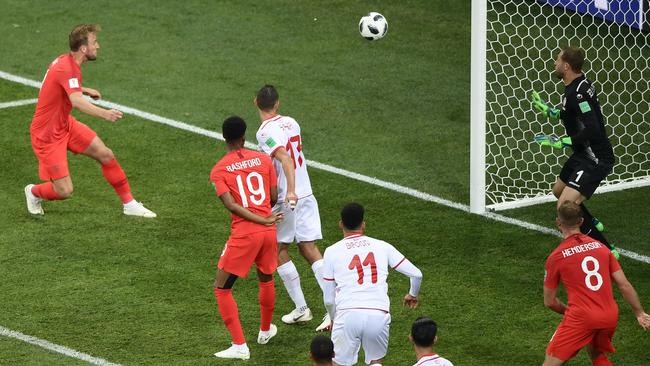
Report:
544,233,621,328
210,148,277,236
31,54,83,153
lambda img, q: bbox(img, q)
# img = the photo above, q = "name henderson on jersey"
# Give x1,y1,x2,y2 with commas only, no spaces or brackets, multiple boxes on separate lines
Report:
561,241,604,258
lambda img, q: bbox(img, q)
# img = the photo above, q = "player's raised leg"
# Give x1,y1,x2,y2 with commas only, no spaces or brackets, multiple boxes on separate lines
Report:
25,176,72,215
81,135,156,218
213,269,249,360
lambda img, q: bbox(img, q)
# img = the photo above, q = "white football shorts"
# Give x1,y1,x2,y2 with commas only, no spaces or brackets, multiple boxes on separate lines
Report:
331,309,391,365
273,194,322,244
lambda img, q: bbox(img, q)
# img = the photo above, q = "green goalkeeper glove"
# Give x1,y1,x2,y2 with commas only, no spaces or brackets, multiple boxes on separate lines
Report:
531,91,560,120
534,133,572,149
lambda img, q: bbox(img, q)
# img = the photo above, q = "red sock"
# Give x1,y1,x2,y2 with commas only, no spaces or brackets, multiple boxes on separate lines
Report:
592,354,612,366
101,159,133,204
31,182,62,201
258,280,275,331
214,288,245,345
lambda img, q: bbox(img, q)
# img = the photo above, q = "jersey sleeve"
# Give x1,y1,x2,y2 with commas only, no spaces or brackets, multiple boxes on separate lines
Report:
322,247,335,281
544,254,560,289
54,65,83,96
264,155,277,188
209,166,230,197
569,82,599,146
608,252,622,274
386,242,406,269
257,126,287,157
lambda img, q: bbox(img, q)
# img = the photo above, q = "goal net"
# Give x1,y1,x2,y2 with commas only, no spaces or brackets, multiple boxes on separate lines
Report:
472,0,650,211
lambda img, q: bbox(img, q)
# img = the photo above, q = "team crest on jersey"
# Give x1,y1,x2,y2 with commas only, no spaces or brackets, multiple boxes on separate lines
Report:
68,78,80,89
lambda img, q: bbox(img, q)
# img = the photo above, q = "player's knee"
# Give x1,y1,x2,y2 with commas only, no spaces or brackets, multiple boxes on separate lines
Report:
99,147,115,164
298,242,322,262
54,183,73,198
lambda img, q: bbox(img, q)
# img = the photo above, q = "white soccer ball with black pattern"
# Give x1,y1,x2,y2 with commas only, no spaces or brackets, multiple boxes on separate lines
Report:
359,12,388,41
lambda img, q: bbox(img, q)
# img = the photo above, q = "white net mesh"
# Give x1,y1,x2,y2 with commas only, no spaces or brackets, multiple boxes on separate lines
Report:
485,0,650,209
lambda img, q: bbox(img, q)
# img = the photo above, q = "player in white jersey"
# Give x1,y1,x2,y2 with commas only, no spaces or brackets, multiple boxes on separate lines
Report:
255,84,330,331
409,317,454,366
322,203,423,366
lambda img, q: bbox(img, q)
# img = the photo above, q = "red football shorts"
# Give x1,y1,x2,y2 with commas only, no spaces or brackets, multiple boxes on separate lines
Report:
547,322,616,360
33,116,97,180
218,229,278,278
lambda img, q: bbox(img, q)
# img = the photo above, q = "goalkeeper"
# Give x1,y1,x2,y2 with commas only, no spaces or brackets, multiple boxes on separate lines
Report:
531,46,618,258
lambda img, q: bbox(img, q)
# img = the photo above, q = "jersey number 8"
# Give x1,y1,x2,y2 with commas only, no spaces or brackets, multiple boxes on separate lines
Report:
581,256,603,292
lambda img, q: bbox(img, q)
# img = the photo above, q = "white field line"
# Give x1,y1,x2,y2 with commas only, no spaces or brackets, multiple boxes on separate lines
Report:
0,98,37,109
2,69,649,267
0,326,121,366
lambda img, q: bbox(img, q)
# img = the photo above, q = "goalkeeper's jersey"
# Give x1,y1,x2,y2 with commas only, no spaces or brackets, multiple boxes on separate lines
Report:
559,75,615,165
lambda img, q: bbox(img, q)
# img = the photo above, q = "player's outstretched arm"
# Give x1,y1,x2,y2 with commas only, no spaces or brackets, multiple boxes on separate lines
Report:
394,259,422,309
81,87,101,100
218,192,283,226
543,287,567,315
273,148,298,208
534,134,572,150
69,92,122,122
612,270,650,330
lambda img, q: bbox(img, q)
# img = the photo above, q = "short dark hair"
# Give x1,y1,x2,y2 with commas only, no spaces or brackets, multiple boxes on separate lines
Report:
561,46,586,73
558,201,583,227
69,24,101,51
222,116,247,142
341,203,364,230
411,316,438,347
310,335,334,363
256,84,279,111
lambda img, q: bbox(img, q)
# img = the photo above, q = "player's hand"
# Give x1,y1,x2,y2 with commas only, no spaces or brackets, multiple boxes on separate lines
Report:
104,109,123,122
531,91,560,120
264,212,283,226
83,88,102,100
534,134,571,149
403,294,418,309
318,320,333,332
637,312,650,330
285,192,298,210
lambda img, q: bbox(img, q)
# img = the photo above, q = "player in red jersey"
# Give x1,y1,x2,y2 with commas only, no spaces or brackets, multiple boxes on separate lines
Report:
210,116,284,360
24,24,155,217
543,201,650,366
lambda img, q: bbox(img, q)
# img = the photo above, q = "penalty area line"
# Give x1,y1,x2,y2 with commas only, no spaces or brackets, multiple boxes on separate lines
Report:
0,98,38,109
1,69,648,265
0,325,121,366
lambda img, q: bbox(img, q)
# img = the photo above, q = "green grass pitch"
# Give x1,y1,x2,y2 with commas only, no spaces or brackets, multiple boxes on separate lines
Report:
0,1,649,365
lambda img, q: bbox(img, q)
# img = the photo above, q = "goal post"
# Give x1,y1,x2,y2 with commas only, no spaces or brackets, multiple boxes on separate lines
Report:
471,0,650,212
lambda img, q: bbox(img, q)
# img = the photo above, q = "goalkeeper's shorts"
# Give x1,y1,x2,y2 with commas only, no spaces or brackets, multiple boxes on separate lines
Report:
559,155,612,198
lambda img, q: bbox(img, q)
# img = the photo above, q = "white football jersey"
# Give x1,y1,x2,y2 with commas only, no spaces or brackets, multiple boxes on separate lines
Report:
322,234,407,312
413,354,454,366
256,115,313,201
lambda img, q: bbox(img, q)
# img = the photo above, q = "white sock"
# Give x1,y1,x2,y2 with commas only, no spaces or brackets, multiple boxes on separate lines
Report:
123,199,137,207
277,261,308,309
311,259,326,292
232,343,248,351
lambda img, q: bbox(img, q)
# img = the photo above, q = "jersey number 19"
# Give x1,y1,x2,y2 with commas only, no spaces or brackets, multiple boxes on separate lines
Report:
235,172,266,208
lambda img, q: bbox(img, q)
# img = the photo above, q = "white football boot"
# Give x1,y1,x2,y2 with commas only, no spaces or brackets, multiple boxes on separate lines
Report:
281,307,313,324
24,184,44,215
123,200,156,218
214,343,250,360
257,323,277,345
315,313,331,332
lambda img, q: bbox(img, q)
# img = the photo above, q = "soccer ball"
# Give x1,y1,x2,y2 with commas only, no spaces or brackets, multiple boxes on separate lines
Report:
359,12,388,41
